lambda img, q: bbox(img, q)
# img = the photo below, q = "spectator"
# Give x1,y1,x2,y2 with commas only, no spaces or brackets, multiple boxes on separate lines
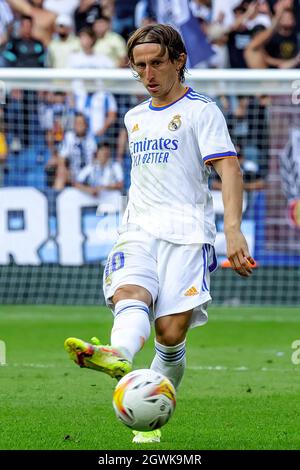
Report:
75,141,123,210
211,141,265,192
243,22,268,67
100,0,115,20
0,0,13,47
221,93,269,176
112,0,138,39
226,0,271,68
93,15,127,66
3,15,46,67
7,0,57,45
68,26,114,68
0,0,13,67
52,113,97,189
4,89,24,152
0,108,7,186
245,0,300,68
44,0,80,17
211,141,265,221
114,93,139,191
246,95,270,177
73,83,117,141
265,6,299,65
74,0,102,34
135,0,153,28
265,0,299,24
194,7,230,68
226,96,249,138
115,94,139,162
5,88,42,151
210,0,242,28
140,0,215,67
48,14,80,68
40,91,73,153
191,0,212,20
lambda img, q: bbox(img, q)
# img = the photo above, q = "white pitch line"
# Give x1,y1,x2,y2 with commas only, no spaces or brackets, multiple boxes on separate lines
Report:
208,316,300,323
10,363,56,368
2,363,299,372
188,365,299,372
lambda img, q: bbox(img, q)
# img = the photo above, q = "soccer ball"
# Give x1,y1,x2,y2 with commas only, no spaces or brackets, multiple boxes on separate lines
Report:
112,369,176,431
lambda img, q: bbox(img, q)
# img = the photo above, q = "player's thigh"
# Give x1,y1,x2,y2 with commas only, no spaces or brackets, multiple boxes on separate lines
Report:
154,310,193,346
103,230,158,309
112,284,152,306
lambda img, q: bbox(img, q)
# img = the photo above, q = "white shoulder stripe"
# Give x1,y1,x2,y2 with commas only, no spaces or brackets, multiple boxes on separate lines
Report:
188,91,213,102
186,95,211,103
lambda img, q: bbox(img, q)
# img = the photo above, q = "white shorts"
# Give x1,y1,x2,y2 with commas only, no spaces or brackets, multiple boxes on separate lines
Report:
103,227,217,329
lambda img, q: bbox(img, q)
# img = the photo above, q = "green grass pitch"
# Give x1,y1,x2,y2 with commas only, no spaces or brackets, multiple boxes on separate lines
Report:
0,305,299,450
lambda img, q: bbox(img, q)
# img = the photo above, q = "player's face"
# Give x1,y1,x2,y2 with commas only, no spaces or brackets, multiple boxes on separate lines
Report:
132,43,183,100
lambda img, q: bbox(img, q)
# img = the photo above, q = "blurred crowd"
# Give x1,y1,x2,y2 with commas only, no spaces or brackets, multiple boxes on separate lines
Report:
0,0,299,69
0,0,299,203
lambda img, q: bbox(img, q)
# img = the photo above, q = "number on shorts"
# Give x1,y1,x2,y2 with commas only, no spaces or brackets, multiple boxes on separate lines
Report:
105,251,125,279
111,251,125,272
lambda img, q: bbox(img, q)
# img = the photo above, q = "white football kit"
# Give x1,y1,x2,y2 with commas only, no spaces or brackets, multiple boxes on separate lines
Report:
104,88,236,327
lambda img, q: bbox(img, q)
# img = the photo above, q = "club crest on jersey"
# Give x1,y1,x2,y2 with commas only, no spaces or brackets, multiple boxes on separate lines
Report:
168,115,181,131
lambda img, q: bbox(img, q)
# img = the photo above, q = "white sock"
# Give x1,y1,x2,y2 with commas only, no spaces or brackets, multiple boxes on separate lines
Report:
111,299,151,362
150,339,186,390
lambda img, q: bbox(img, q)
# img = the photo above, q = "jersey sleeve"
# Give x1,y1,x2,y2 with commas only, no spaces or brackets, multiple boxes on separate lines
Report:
195,102,237,165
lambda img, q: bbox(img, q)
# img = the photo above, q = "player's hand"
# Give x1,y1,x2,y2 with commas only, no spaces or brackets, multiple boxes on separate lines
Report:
226,230,255,277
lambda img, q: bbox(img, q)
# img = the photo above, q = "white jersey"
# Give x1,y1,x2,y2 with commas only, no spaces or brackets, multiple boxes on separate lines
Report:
122,87,236,245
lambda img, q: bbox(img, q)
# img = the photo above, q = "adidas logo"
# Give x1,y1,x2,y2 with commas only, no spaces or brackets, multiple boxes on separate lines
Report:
184,286,199,296
131,123,139,133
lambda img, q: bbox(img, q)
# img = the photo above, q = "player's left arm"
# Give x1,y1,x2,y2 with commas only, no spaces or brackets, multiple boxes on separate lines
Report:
212,157,255,277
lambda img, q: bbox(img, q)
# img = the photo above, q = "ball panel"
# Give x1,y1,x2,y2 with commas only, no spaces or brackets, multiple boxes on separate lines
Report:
112,369,176,431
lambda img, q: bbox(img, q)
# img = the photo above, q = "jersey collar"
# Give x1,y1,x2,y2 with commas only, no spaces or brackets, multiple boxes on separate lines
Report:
149,87,190,111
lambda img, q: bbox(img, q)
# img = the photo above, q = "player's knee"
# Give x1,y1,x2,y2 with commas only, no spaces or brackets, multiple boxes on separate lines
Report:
156,330,186,347
112,285,152,306
155,314,190,346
